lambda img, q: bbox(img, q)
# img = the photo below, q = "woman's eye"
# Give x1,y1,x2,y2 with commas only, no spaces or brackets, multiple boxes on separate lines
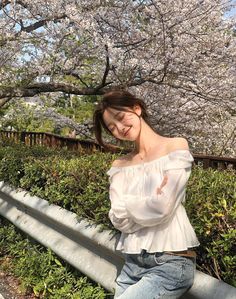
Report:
109,126,115,132
118,114,125,121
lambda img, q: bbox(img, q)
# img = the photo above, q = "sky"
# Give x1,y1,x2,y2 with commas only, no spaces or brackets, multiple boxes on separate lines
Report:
225,1,236,17
225,8,236,18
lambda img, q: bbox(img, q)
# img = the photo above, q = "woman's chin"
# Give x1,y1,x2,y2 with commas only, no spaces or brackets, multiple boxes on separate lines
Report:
123,134,138,142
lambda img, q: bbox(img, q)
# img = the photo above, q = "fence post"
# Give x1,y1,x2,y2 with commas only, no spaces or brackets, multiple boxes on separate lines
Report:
20,132,26,144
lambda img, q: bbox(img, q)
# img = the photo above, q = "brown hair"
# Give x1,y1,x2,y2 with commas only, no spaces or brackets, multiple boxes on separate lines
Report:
93,89,151,150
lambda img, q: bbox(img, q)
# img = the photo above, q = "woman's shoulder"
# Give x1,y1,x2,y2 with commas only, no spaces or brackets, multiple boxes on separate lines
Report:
111,137,189,168
164,137,194,170
167,137,189,152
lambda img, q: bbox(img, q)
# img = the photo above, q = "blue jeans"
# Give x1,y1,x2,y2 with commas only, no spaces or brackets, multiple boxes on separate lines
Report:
114,251,196,299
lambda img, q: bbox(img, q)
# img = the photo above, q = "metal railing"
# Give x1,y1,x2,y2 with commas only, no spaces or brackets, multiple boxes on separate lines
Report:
0,182,235,299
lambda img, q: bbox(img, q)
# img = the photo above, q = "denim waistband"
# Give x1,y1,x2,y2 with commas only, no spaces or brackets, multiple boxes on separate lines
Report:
139,249,196,259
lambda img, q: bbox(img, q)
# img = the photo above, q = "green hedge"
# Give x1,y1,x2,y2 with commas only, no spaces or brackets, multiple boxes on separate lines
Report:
0,143,235,287
0,143,113,228
185,166,236,286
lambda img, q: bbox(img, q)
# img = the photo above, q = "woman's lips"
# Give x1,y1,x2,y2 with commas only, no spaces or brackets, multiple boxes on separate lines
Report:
124,127,132,137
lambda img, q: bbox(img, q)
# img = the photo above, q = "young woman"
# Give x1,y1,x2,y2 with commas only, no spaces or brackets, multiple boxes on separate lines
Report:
93,90,200,299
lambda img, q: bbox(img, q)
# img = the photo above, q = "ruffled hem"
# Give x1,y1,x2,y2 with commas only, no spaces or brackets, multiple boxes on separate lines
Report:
115,205,200,254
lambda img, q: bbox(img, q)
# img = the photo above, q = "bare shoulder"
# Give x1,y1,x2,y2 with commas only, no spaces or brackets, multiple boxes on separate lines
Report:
168,137,189,152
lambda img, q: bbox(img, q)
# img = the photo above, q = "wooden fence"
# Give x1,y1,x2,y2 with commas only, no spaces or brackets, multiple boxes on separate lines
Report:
0,130,102,153
192,152,236,171
0,130,235,170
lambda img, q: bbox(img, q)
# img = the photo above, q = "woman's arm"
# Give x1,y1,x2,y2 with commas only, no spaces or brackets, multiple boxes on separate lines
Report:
109,210,144,233
124,167,190,226
108,170,144,233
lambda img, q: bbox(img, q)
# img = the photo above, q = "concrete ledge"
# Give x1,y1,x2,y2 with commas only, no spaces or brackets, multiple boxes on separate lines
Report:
0,181,235,298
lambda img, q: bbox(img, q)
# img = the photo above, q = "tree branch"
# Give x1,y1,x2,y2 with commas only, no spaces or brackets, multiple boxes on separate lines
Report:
63,70,90,88
0,97,12,108
0,0,10,10
101,44,110,87
0,83,110,108
0,0,67,45
20,14,67,33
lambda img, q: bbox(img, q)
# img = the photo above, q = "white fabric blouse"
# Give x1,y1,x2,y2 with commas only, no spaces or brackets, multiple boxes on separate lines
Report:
106,149,200,254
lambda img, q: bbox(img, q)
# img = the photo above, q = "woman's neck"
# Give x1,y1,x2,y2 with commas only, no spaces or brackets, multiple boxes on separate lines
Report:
134,120,165,156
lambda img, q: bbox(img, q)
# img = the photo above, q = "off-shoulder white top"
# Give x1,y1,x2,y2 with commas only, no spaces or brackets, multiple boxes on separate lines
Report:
106,149,200,254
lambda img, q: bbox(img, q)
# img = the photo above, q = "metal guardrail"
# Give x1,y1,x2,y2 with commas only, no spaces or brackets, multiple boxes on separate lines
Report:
0,181,236,299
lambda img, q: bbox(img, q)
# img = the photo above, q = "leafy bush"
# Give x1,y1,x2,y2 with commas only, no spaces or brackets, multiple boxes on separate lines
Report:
0,143,235,287
0,146,26,187
185,165,236,287
18,152,115,228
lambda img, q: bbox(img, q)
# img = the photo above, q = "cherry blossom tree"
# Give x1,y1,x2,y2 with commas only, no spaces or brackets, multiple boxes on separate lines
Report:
0,0,235,155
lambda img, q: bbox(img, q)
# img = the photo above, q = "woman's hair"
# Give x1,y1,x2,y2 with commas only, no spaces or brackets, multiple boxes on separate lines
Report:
93,89,151,151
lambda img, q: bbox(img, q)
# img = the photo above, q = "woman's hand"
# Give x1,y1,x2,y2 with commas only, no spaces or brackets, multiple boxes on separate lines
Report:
156,175,168,195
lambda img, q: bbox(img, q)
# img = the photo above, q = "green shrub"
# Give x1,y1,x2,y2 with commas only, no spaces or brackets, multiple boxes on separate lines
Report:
18,152,115,228
185,165,236,287
0,146,26,187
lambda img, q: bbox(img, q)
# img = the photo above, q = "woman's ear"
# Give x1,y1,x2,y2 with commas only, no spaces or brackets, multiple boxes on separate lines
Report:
133,105,142,117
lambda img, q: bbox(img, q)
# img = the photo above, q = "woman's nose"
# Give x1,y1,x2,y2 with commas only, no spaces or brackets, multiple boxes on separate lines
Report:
116,122,125,132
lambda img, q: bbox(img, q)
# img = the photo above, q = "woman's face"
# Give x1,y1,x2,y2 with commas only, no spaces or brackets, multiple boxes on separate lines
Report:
103,106,142,141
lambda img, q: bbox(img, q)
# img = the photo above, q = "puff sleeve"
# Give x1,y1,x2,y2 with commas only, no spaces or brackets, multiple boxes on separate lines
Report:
124,150,194,227
107,168,144,233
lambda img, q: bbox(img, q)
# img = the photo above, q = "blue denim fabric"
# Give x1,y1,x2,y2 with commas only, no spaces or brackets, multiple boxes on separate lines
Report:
114,251,196,299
